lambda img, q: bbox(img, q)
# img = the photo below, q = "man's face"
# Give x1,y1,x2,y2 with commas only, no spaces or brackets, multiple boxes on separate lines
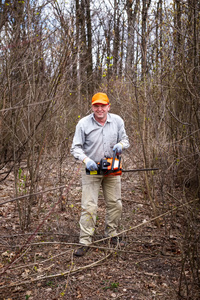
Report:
92,104,110,121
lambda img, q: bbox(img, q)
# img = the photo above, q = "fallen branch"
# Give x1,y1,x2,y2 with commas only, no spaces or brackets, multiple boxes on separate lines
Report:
62,249,75,295
92,198,199,245
0,164,82,277
0,252,111,289
0,199,198,290
10,249,72,271
0,184,67,206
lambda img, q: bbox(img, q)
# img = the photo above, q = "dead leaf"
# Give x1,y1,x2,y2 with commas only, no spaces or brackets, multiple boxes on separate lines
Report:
76,289,82,299
21,269,30,279
2,251,10,257
26,291,32,296
37,267,44,273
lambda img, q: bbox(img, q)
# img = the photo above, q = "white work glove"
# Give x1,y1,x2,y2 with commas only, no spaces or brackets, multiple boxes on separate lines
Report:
113,143,123,155
83,157,98,171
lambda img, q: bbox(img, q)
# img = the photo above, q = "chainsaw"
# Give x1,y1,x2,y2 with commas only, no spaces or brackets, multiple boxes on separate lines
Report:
86,149,159,176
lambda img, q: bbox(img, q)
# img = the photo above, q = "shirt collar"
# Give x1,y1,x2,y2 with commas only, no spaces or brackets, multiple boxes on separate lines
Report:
107,113,112,122
91,113,112,124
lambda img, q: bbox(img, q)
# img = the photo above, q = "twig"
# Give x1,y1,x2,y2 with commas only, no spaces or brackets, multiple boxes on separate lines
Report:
7,245,32,269
1,199,197,287
0,184,68,206
135,256,158,264
0,164,82,277
166,105,192,126
9,249,72,271
92,199,199,245
123,199,151,205
3,199,196,265
0,232,76,238
63,249,74,295
0,252,111,289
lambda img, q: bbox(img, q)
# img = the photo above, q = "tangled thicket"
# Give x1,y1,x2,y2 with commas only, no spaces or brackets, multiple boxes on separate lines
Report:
0,0,199,298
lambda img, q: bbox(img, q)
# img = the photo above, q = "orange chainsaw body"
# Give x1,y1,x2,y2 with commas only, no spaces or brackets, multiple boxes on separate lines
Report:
86,151,122,176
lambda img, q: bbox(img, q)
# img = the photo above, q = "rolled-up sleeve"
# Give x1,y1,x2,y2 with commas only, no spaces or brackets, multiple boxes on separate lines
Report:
70,122,87,162
118,120,130,149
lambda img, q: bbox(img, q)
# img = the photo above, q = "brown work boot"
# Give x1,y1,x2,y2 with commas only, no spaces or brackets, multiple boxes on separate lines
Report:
110,237,126,247
74,246,89,256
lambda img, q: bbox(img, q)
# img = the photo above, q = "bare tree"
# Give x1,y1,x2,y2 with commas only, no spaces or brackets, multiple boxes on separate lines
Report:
125,0,140,79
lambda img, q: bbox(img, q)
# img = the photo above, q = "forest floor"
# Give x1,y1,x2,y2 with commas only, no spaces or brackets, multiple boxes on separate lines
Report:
0,157,199,300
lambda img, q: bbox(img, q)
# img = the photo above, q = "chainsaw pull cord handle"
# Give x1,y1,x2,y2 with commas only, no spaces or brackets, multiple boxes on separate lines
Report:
111,149,120,171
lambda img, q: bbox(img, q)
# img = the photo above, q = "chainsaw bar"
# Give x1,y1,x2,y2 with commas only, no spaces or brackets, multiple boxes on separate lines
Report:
86,149,159,176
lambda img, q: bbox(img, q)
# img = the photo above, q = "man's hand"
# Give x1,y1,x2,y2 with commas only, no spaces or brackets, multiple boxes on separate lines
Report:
83,157,98,171
113,143,123,155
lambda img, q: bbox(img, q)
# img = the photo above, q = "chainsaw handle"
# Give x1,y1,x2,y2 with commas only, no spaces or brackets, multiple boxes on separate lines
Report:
111,148,120,171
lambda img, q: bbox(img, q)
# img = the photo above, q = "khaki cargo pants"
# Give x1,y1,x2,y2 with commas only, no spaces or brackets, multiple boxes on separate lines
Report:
79,168,122,245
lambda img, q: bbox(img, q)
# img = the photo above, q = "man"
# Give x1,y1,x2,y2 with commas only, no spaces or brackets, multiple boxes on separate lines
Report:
71,92,130,256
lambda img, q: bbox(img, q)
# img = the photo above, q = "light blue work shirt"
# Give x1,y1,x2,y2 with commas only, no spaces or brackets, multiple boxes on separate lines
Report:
70,113,130,162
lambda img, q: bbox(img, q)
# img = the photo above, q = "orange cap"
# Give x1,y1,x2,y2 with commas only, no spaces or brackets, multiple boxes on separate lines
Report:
92,93,109,105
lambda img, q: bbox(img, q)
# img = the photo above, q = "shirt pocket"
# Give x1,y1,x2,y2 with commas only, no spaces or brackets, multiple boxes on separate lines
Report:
109,133,118,148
